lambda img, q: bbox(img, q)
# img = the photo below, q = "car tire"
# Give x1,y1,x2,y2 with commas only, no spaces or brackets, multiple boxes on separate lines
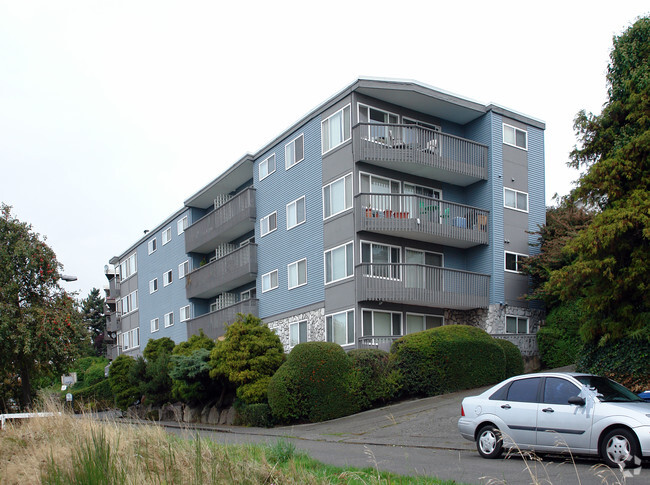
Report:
476,424,503,459
600,428,641,469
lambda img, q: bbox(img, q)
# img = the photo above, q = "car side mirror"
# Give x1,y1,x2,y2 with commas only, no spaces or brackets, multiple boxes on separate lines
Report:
568,396,586,406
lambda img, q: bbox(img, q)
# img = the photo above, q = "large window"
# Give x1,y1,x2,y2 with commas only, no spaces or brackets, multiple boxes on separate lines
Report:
259,154,276,180
325,242,353,284
180,305,191,322
120,253,137,281
121,290,138,315
177,216,188,235
151,318,159,333
289,320,307,347
404,249,443,289
286,196,306,230
148,238,157,255
503,123,528,150
360,173,401,211
326,309,354,346
506,315,529,334
362,310,402,336
504,187,528,212
358,104,398,142
288,259,307,289
121,327,140,351
505,251,528,273
178,260,190,279
323,173,352,219
260,212,277,237
405,313,443,334
361,241,401,279
285,134,304,169
162,227,172,245
164,311,174,328
262,269,278,293
322,104,351,153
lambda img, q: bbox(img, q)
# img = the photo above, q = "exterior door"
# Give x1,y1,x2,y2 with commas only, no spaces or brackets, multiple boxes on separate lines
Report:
493,376,542,448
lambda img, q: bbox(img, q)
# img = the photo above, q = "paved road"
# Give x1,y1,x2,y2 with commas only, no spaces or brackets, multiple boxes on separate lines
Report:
151,387,649,484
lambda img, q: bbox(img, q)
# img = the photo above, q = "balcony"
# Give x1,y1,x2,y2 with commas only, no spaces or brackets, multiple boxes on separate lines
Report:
356,263,489,310
185,243,257,300
185,187,256,254
353,123,488,186
356,193,488,248
186,299,259,340
106,312,119,332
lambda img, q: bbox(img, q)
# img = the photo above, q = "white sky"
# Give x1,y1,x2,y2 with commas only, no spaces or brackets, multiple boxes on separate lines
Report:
1,1,648,299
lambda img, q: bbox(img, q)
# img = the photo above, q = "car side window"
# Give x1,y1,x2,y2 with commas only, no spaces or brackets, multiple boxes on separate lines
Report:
489,383,510,401
506,377,541,402
543,377,580,405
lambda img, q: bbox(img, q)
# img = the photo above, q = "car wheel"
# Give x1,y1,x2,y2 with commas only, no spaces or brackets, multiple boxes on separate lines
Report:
600,428,641,469
476,424,503,459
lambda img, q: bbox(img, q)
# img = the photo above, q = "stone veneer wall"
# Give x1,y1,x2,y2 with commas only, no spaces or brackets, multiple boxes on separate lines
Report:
266,308,325,352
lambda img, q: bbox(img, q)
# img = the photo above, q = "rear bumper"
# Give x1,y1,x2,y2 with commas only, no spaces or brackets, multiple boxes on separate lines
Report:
458,418,475,442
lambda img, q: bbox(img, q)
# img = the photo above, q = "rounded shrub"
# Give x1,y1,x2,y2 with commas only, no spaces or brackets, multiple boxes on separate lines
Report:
83,362,107,387
348,349,400,411
267,342,358,423
493,338,524,377
392,325,505,397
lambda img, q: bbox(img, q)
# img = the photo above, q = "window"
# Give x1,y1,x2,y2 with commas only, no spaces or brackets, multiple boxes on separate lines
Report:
149,278,158,294
164,311,174,328
325,242,353,284
505,252,528,273
504,187,528,212
322,105,351,153
151,318,159,333
289,320,307,347
323,173,352,219
503,123,528,150
326,309,354,346
241,288,257,300
259,154,276,180
121,290,138,315
506,315,529,334
262,269,278,293
405,314,443,334
404,248,443,289
506,377,540,402
162,227,172,245
120,253,137,281
286,196,306,229
285,134,304,169
163,269,173,286
361,241,401,279
180,305,191,322
358,104,398,142
177,216,188,235
121,327,140,351
148,238,157,255
288,259,307,289
260,212,277,236
360,173,401,211
178,260,190,279
543,377,580,405
362,310,402,336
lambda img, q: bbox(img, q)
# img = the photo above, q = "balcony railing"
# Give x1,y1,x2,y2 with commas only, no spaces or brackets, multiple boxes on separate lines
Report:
356,263,489,310
186,299,259,340
353,123,488,185
356,193,488,248
357,336,401,352
493,334,538,357
185,187,256,254
185,243,258,300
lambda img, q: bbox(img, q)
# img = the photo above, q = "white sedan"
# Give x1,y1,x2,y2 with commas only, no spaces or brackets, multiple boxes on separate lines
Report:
458,372,650,468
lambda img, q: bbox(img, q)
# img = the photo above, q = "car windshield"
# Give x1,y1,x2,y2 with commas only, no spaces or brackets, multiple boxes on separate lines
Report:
575,375,644,402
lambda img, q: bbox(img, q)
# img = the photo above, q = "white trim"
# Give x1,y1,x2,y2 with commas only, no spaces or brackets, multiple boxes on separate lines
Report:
260,211,277,237
360,240,402,280
147,238,157,255
285,133,304,170
286,196,306,230
405,312,444,334
361,308,402,336
177,216,188,235
119,253,137,282
288,319,308,348
503,123,528,150
261,269,278,293
287,258,307,290
321,103,352,154
504,251,528,273
163,269,173,286
322,172,353,220
178,260,190,279
120,290,138,316
402,116,441,132
164,311,174,328
325,308,355,346
162,227,172,245
150,318,159,333
324,241,354,285
180,305,191,322
149,278,158,294
505,315,529,334
504,187,529,213
259,153,276,180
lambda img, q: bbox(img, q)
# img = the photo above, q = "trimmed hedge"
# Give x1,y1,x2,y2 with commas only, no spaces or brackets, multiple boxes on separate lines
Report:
267,342,358,423
235,401,274,428
392,325,506,397
348,349,400,411
494,338,524,377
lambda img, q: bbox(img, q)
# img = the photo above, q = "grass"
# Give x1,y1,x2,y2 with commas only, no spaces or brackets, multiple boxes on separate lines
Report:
0,400,457,485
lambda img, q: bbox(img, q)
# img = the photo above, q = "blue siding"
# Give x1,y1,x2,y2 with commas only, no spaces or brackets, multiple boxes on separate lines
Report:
255,116,325,318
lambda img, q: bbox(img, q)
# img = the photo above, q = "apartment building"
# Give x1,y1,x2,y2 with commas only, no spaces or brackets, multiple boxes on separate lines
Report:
105,78,545,359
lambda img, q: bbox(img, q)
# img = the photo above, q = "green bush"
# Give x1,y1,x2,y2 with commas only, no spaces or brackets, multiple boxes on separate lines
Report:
169,348,225,405
391,325,505,397
348,349,400,411
71,356,108,384
537,300,583,368
577,337,650,392
83,362,107,387
70,379,112,411
108,355,140,411
143,337,175,362
494,338,524,377
235,401,274,428
267,342,359,423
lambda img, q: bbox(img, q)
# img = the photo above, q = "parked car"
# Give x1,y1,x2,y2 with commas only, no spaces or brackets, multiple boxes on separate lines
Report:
458,372,650,468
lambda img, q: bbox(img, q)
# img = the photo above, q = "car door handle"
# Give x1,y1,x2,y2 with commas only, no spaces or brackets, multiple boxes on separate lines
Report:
501,404,511,409
542,407,554,413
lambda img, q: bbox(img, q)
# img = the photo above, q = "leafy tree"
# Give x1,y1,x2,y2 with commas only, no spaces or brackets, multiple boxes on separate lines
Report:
80,288,106,356
209,313,285,404
0,204,86,409
544,17,650,343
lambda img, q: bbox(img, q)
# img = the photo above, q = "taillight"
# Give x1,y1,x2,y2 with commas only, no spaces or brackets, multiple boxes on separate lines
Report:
461,404,465,417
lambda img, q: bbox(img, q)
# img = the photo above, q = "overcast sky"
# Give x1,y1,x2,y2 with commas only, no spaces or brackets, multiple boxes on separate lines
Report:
1,1,648,300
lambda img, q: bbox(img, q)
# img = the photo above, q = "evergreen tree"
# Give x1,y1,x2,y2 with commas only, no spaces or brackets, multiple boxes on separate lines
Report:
80,288,106,356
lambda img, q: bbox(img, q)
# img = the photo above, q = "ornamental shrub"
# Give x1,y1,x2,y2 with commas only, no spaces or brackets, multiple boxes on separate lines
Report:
71,379,112,411
83,362,108,387
267,342,359,423
493,338,524,378
348,349,400,411
234,400,274,428
108,354,140,410
391,325,505,397
537,300,583,368
143,337,175,362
